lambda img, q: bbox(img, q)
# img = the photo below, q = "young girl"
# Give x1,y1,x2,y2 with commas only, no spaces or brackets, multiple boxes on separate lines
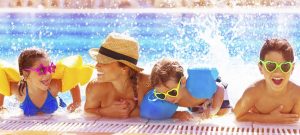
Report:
0,48,92,116
149,58,230,120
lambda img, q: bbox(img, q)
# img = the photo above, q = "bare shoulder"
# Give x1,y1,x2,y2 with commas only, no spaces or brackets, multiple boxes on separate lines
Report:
242,80,265,98
288,81,300,97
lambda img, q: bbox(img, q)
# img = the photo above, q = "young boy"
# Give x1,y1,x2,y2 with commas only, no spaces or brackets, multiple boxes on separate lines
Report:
150,58,230,120
234,39,300,123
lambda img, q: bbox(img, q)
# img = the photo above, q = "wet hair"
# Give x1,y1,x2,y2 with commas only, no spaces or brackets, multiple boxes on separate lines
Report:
18,48,48,96
150,58,184,87
260,39,294,62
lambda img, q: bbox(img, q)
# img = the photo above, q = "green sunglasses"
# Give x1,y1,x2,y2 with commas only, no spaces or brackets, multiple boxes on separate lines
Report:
154,78,181,100
260,60,293,73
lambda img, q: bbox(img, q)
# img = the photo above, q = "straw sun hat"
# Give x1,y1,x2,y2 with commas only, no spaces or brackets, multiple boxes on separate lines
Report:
89,33,143,72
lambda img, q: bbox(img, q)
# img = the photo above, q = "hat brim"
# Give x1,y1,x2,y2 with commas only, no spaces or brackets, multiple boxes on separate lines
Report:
88,48,143,72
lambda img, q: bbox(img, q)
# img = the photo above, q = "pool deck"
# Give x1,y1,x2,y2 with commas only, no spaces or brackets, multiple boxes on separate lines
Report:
1,7,300,14
1,112,300,134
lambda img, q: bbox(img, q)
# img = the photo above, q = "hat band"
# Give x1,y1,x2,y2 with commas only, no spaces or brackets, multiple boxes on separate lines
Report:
99,47,138,65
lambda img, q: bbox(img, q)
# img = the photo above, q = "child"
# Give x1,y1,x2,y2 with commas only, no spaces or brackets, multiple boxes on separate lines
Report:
0,48,91,116
150,58,230,120
234,39,300,123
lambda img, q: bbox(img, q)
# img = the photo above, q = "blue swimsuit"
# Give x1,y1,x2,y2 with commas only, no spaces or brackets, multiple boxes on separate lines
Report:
20,86,59,116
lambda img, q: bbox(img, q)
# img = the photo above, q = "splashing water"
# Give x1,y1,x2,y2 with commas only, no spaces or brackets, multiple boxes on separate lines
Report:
0,9,300,112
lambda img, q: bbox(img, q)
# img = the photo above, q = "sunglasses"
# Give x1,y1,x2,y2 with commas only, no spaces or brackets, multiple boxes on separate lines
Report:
24,62,56,75
260,60,293,73
154,78,181,100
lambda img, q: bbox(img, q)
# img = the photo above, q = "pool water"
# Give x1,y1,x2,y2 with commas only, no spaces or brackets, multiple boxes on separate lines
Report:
1,9,300,109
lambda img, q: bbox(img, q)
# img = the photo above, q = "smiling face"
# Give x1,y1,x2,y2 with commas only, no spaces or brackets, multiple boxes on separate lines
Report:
258,39,295,92
95,61,123,83
259,51,294,92
18,48,50,93
25,58,52,91
150,59,184,103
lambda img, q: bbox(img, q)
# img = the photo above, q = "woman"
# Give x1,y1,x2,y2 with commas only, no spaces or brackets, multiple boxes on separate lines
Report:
84,33,152,118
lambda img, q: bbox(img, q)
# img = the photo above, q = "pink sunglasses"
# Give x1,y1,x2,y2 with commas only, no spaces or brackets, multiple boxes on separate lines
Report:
24,62,56,75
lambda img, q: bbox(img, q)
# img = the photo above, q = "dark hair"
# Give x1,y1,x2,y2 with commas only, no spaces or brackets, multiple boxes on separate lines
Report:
150,58,184,87
260,39,294,62
18,48,48,96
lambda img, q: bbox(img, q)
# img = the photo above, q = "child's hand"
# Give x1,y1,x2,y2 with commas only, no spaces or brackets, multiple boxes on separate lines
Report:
0,106,6,112
67,101,81,112
173,111,193,121
202,109,211,119
268,105,299,124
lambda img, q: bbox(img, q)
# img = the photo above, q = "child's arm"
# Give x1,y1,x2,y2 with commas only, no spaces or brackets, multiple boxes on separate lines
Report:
50,79,81,112
237,105,298,123
209,83,224,116
177,77,207,107
0,94,4,110
67,85,81,112
234,88,299,123
291,94,300,117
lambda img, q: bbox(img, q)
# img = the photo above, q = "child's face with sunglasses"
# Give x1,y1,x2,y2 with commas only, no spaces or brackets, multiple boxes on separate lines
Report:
154,78,183,103
259,51,294,91
24,58,56,90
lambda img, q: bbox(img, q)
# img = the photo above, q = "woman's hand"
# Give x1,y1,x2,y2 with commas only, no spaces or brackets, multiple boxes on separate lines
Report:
121,98,136,113
102,100,131,118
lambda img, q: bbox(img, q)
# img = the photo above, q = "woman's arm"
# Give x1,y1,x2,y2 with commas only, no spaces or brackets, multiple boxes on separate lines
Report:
84,81,131,118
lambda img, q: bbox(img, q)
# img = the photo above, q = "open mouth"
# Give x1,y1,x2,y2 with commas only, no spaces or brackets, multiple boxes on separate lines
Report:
272,77,283,85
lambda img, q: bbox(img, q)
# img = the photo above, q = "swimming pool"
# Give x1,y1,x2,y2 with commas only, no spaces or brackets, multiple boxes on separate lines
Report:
1,8,300,108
